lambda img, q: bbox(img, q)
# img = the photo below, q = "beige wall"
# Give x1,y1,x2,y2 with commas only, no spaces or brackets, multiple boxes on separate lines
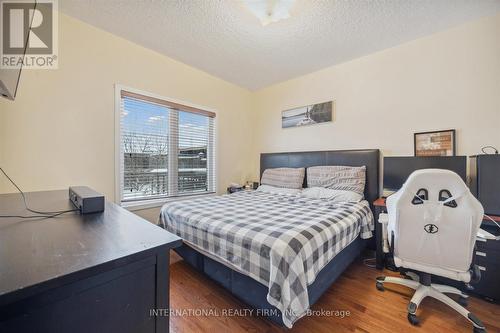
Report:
251,14,500,179
0,14,254,199
1,12,499,212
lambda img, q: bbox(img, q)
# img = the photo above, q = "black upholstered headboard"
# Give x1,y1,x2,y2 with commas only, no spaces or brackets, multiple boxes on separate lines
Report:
260,149,380,205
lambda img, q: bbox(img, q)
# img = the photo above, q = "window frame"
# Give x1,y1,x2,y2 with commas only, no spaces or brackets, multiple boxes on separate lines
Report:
114,84,217,209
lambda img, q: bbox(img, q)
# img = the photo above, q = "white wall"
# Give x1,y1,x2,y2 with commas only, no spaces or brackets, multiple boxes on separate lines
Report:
251,14,500,179
0,13,254,199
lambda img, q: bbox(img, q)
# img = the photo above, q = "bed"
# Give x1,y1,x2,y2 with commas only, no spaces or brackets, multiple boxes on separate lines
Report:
159,149,380,327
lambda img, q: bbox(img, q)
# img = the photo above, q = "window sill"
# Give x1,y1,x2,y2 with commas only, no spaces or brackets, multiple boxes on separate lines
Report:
122,192,217,211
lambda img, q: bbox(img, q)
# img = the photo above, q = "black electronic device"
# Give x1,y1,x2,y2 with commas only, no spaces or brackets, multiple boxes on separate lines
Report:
470,154,500,216
383,156,467,195
227,186,243,194
69,186,105,214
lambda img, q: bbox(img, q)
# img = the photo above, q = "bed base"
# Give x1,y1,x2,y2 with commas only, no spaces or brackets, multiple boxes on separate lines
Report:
174,237,367,327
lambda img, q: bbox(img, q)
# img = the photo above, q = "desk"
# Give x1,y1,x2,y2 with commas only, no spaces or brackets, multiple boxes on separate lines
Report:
373,197,500,302
0,190,182,333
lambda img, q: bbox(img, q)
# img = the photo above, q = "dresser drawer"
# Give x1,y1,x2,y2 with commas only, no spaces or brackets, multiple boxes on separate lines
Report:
474,256,500,273
475,247,500,265
475,237,500,254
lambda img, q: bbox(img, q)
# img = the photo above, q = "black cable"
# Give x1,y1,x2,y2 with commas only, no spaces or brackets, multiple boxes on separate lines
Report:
481,146,498,155
0,211,74,219
0,167,79,218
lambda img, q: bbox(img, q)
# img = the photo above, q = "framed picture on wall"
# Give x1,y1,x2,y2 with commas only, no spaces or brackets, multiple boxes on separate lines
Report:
282,101,333,128
414,129,456,156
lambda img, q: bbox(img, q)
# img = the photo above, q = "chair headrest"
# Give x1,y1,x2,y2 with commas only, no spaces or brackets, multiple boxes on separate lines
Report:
400,169,468,203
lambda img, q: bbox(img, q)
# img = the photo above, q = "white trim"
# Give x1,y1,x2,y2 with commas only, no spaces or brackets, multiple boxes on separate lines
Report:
114,84,122,204
208,116,216,193
114,84,218,115
213,115,218,194
123,192,217,211
168,111,179,194
114,83,218,206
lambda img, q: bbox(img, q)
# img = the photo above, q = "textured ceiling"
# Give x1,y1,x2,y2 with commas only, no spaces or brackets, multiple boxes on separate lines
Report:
60,0,500,90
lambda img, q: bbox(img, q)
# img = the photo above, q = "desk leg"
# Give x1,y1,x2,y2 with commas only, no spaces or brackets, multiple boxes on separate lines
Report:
375,207,385,270
155,251,169,333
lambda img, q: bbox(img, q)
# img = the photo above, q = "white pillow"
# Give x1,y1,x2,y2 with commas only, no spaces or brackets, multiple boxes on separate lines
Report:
256,185,302,196
300,187,362,202
307,165,366,196
260,167,305,189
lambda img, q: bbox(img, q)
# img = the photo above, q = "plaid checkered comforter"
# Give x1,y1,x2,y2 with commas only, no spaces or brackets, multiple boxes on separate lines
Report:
159,191,374,328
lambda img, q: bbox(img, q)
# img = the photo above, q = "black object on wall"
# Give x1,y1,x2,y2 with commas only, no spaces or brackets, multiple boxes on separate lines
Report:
383,156,467,192
470,154,500,216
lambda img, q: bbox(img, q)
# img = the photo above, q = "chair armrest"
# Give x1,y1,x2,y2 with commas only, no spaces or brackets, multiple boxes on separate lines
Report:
378,213,389,224
477,228,499,241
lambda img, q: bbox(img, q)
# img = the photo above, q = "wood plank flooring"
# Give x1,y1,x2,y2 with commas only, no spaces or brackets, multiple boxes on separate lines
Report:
168,251,500,333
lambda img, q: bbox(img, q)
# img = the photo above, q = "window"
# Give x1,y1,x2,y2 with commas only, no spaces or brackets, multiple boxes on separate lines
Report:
118,89,215,204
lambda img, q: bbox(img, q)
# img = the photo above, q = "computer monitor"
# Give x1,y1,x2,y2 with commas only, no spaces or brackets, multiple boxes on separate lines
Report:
383,156,467,194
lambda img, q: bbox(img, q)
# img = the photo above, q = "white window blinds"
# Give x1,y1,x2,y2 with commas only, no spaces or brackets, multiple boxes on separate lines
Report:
119,90,216,203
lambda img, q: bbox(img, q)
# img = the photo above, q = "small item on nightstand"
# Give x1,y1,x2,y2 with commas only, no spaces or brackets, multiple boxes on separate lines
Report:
244,181,259,190
244,181,257,190
227,183,243,194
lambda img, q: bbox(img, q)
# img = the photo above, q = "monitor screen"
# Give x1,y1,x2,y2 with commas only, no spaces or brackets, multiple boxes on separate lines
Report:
383,156,467,192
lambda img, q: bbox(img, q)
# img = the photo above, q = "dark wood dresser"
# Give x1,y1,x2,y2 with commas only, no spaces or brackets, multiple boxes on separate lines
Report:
0,190,182,333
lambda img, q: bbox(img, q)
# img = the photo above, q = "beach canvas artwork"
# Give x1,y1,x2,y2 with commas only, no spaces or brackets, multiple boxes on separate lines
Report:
282,101,333,128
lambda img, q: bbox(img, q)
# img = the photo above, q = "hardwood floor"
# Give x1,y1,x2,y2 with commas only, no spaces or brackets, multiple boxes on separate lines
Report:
168,251,500,333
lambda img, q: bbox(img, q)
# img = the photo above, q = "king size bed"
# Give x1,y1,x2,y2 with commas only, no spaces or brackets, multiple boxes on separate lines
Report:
159,149,380,328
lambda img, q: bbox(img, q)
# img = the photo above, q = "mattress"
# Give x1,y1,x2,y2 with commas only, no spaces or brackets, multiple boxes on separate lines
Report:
159,191,374,327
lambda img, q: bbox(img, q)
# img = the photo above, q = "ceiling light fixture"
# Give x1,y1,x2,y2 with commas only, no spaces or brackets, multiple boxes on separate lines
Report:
242,0,296,26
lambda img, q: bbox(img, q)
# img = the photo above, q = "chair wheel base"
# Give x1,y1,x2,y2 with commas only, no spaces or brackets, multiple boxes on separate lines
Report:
407,313,419,326
376,281,384,291
473,327,486,333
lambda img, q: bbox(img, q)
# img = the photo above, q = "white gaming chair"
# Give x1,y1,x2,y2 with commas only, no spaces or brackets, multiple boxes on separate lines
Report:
376,169,494,333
